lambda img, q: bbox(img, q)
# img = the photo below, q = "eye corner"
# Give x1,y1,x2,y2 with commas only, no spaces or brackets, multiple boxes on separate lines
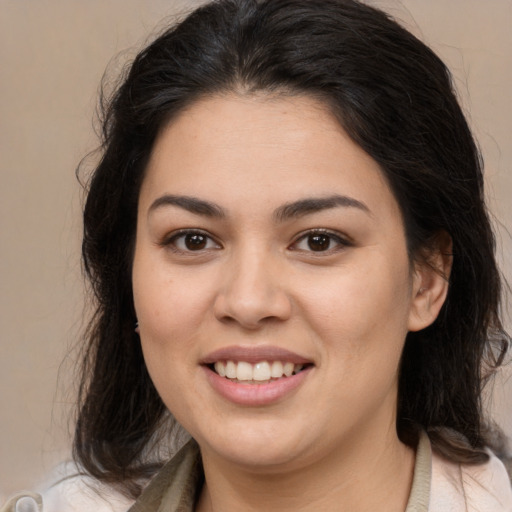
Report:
160,228,222,254
289,229,353,254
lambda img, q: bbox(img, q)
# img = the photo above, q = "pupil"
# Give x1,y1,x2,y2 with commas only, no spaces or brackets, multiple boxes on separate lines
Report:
185,233,207,250
308,234,330,251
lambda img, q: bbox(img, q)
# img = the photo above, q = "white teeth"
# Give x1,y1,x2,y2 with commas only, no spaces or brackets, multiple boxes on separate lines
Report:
214,361,226,377
270,361,283,378
225,360,237,379
283,362,294,377
213,360,306,381
253,361,271,381
236,361,253,381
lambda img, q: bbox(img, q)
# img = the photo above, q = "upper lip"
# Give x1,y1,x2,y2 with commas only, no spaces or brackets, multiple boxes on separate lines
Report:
200,345,313,365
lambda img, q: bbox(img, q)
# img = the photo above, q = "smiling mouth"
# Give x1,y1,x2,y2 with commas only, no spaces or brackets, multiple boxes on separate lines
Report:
210,360,310,384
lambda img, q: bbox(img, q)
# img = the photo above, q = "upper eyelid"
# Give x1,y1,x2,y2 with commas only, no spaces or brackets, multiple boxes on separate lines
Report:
159,227,352,248
161,228,221,247
291,228,352,245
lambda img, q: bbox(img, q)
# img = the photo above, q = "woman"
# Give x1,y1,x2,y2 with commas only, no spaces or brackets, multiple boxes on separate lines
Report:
3,0,511,510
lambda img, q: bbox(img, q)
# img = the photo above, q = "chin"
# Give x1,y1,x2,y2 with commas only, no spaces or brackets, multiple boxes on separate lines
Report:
216,440,304,471
192,417,317,471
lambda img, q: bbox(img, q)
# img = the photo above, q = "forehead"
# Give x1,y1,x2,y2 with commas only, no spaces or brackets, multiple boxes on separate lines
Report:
140,93,401,224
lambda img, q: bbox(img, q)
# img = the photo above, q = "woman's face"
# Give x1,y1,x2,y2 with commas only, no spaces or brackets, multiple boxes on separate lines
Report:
132,94,426,471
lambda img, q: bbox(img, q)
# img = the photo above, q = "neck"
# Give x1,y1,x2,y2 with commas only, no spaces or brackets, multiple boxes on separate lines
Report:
196,424,415,512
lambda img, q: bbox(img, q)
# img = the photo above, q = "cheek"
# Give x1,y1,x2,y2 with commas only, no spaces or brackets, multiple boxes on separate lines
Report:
132,262,221,417
133,268,206,412
296,253,413,405
299,258,412,342
132,249,213,344
299,266,412,415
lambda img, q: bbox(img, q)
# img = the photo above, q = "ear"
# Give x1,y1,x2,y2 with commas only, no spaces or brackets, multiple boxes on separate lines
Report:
408,231,453,332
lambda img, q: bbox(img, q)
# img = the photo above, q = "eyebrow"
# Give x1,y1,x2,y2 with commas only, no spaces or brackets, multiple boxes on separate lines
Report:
273,195,371,222
148,195,226,218
148,193,370,221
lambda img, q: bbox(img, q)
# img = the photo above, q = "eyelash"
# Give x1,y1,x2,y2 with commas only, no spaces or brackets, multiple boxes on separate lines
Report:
161,229,221,253
161,228,352,255
290,229,352,254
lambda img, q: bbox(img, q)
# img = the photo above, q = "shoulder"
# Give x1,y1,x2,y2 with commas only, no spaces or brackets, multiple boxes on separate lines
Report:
430,448,512,511
1,463,135,512
40,467,135,512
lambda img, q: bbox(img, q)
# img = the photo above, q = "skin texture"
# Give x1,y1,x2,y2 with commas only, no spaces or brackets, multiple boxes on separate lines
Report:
132,94,450,511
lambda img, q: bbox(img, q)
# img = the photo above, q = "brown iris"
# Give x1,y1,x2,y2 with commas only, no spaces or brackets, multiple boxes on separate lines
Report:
307,234,330,251
185,233,208,250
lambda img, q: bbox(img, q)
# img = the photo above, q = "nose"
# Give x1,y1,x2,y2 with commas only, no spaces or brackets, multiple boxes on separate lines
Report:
213,248,292,329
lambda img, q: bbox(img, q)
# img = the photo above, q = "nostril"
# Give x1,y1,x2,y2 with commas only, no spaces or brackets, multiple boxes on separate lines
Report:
213,293,292,329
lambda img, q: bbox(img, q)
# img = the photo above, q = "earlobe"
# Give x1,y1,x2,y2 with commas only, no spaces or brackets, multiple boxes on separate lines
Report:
408,232,453,332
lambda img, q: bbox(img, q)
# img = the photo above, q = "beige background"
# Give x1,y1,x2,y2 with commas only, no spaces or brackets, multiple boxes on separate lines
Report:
1,0,511,498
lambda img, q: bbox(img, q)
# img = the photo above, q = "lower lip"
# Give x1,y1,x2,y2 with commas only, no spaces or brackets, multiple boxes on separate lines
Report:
203,366,312,406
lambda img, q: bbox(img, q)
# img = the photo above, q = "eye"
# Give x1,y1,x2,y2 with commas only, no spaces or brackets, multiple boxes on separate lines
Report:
164,230,221,252
291,230,350,253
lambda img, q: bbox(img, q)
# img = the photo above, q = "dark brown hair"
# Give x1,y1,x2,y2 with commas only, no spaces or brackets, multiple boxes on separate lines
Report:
75,0,509,497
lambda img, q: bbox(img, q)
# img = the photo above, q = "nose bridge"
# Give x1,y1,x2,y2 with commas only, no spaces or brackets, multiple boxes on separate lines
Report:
214,241,291,328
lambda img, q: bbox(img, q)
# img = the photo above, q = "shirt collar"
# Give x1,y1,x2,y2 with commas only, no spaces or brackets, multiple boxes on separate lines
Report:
130,432,432,512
